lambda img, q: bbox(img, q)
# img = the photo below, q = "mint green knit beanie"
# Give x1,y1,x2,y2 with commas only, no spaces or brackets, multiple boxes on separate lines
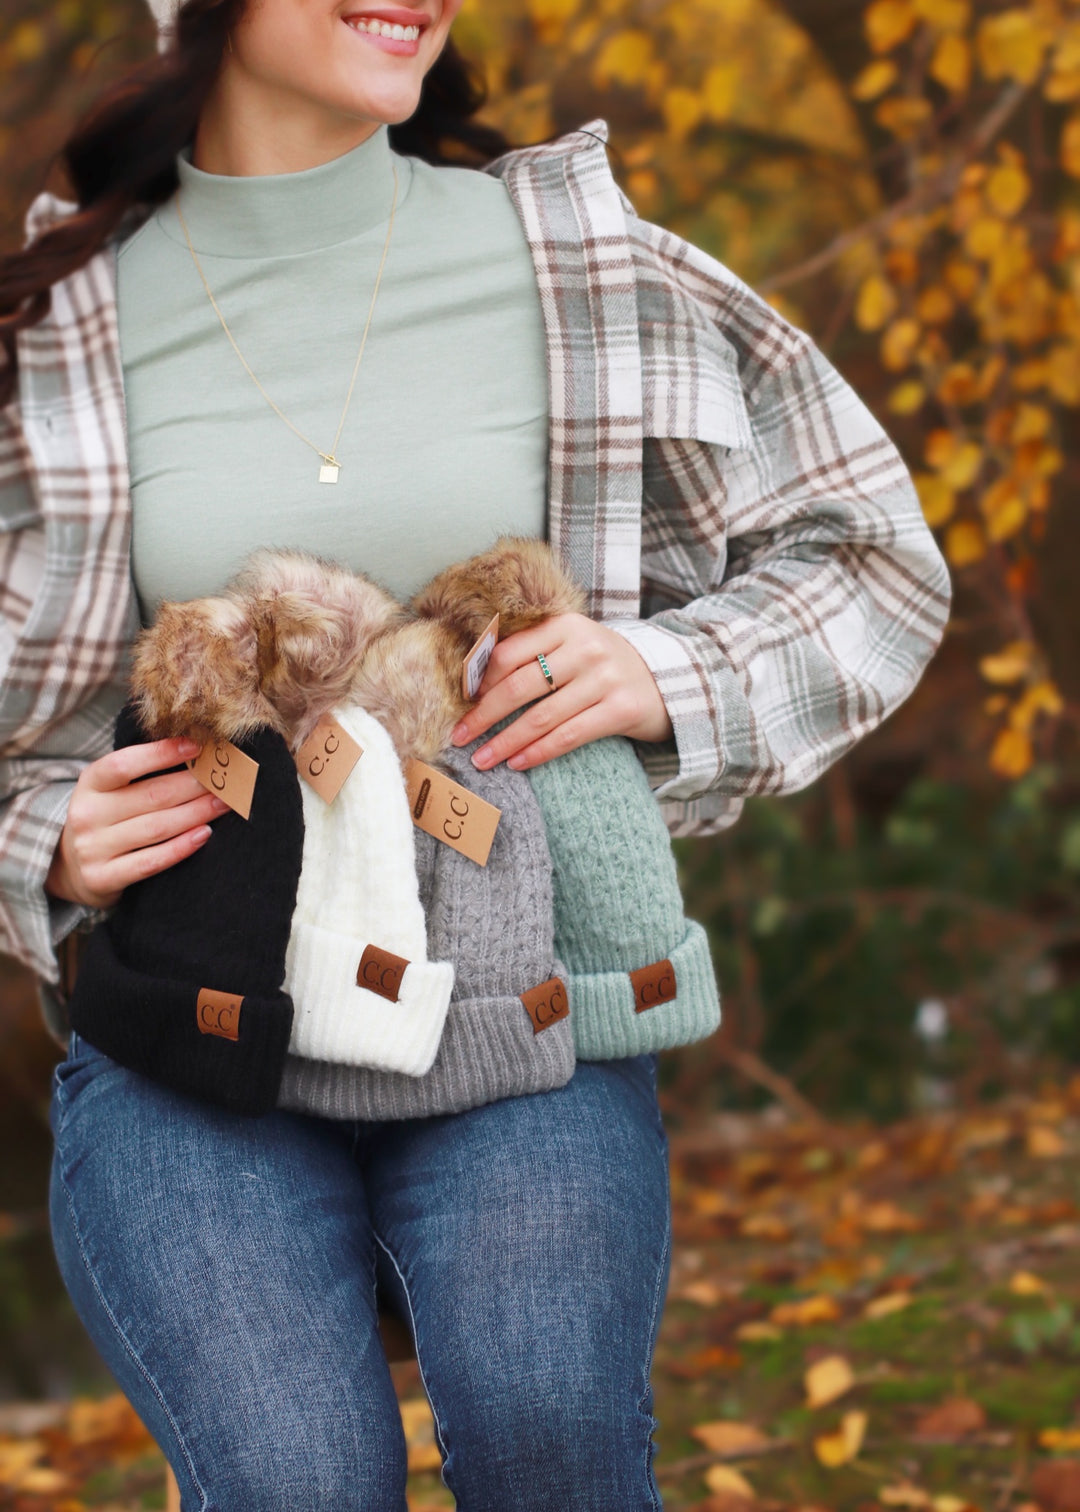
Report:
527,734,720,1059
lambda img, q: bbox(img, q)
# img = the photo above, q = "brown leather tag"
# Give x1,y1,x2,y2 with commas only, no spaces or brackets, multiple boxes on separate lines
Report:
520,976,570,1035
196,988,243,1041
404,759,500,867
295,715,363,804
630,959,677,1014
356,944,410,1003
462,613,500,701
191,740,258,821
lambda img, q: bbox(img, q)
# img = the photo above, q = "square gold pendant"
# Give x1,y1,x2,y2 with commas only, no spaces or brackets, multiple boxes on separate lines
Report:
318,462,340,485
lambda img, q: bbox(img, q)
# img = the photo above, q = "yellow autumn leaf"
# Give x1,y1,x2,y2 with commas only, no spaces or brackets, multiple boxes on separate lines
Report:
736,1320,785,1342
703,63,739,119
930,33,973,93
986,162,1031,218
933,1498,975,1512
663,86,704,141
1063,114,1080,178
945,519,986,566
400,1397,442,1472
915,474,956,527
1046,68,1080,103
965,216,1007,261
881,317,921,371
771,1294,841,1327
805,1354,856,1409
889,380,927,414
880,1485,933,1508
977,10,1050,85
592,29,654,88
945,258,980,302
990,725,1033,778
691,1420,771,1455
940,441,983,490
704,1463,756,1499
978,640,1033,684
876,96,934,139
917,285,955,325
1009,1269,1050,1295
1047,344,1080,404
1014,681,1065,724
856,274,900,332
913,0,970,32
863,1292,913,1320
1039,1427,1080,1451
814,1411,868,1468
865,0,918,54
1011,402,1052,442
938,363,979,405
853,59,900,100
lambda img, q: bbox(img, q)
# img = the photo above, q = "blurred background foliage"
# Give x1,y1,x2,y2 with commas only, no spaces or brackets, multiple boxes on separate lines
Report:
0,0,1079,1151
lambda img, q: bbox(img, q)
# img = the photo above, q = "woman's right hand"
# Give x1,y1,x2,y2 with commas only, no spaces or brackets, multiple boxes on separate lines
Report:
46,739,229,909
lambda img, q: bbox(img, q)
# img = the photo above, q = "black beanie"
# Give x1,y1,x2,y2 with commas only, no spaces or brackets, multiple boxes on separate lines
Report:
68,704,304,1115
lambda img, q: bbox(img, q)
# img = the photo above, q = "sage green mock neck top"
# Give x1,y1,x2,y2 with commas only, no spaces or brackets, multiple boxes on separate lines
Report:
116,126,549,617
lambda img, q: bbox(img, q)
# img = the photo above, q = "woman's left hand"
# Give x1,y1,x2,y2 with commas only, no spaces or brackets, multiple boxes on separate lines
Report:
450,613,673,772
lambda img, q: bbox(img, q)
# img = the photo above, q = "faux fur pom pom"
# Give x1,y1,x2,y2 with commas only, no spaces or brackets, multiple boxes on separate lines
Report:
131,596,268,744
234,550,403,749
411,538,586,643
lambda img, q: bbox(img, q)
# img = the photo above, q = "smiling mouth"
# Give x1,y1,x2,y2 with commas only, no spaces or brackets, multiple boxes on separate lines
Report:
343,17,425,42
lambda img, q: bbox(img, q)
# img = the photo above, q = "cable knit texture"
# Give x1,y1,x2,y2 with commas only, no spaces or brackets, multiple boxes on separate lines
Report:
527,733,721,1058
68,704,302,1114
284,705,454,1074
278,736,575,1119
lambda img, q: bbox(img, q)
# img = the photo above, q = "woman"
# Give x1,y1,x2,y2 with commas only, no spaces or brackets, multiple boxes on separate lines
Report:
0,0,951,1506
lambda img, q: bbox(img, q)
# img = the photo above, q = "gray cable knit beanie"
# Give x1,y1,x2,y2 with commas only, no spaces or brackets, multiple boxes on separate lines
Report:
277,736,575,1120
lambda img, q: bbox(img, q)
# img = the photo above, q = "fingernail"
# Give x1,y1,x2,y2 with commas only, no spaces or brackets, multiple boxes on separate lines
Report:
508,755,527,771
472,745,494,769
210,797,229,814
178,739,200,758
451,722,470,745
191,826,212,845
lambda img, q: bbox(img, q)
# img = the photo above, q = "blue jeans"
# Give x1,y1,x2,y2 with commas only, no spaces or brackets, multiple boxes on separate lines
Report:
49,1033,671,1511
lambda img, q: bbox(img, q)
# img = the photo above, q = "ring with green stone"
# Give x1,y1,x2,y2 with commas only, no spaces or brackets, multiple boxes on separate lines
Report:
536,652,557,693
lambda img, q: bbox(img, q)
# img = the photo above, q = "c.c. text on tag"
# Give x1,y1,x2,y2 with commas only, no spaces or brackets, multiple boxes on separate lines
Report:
295,715,363,804
404,759,500,867
192,741,258,821
630,959,677,1014
196,988,243,1041
520,977,569,1035
356,944,409,1004
462,613,500,702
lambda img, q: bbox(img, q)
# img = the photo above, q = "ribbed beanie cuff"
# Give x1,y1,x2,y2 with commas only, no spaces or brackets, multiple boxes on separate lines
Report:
285,921,454,1073
70,927,293,1115
565,920,719,1059
278,963,576,1121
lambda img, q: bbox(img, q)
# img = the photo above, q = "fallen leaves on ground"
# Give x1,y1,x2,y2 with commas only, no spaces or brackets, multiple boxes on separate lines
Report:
7,1086,1080,1509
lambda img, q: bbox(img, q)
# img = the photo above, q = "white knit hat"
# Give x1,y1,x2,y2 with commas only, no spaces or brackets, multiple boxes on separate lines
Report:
284,706,455,1075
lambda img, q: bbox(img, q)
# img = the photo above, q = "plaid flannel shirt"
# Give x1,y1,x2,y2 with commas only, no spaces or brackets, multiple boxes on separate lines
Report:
0,120,951,985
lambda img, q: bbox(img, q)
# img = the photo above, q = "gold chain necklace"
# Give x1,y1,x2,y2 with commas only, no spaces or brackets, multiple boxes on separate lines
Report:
175,160,399,485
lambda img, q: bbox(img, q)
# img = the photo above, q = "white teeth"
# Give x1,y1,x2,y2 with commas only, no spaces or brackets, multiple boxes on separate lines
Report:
347,17,420,39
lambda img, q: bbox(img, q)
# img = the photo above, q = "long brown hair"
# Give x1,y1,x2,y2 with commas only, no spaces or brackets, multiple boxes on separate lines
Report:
0,0,512,407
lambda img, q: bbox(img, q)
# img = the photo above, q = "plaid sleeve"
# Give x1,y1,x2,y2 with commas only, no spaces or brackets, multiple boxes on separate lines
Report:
0,682,123,981
615,233,952,809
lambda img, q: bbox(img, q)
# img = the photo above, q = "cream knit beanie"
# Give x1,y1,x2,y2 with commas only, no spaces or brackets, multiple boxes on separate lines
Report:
284,705,456,1075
